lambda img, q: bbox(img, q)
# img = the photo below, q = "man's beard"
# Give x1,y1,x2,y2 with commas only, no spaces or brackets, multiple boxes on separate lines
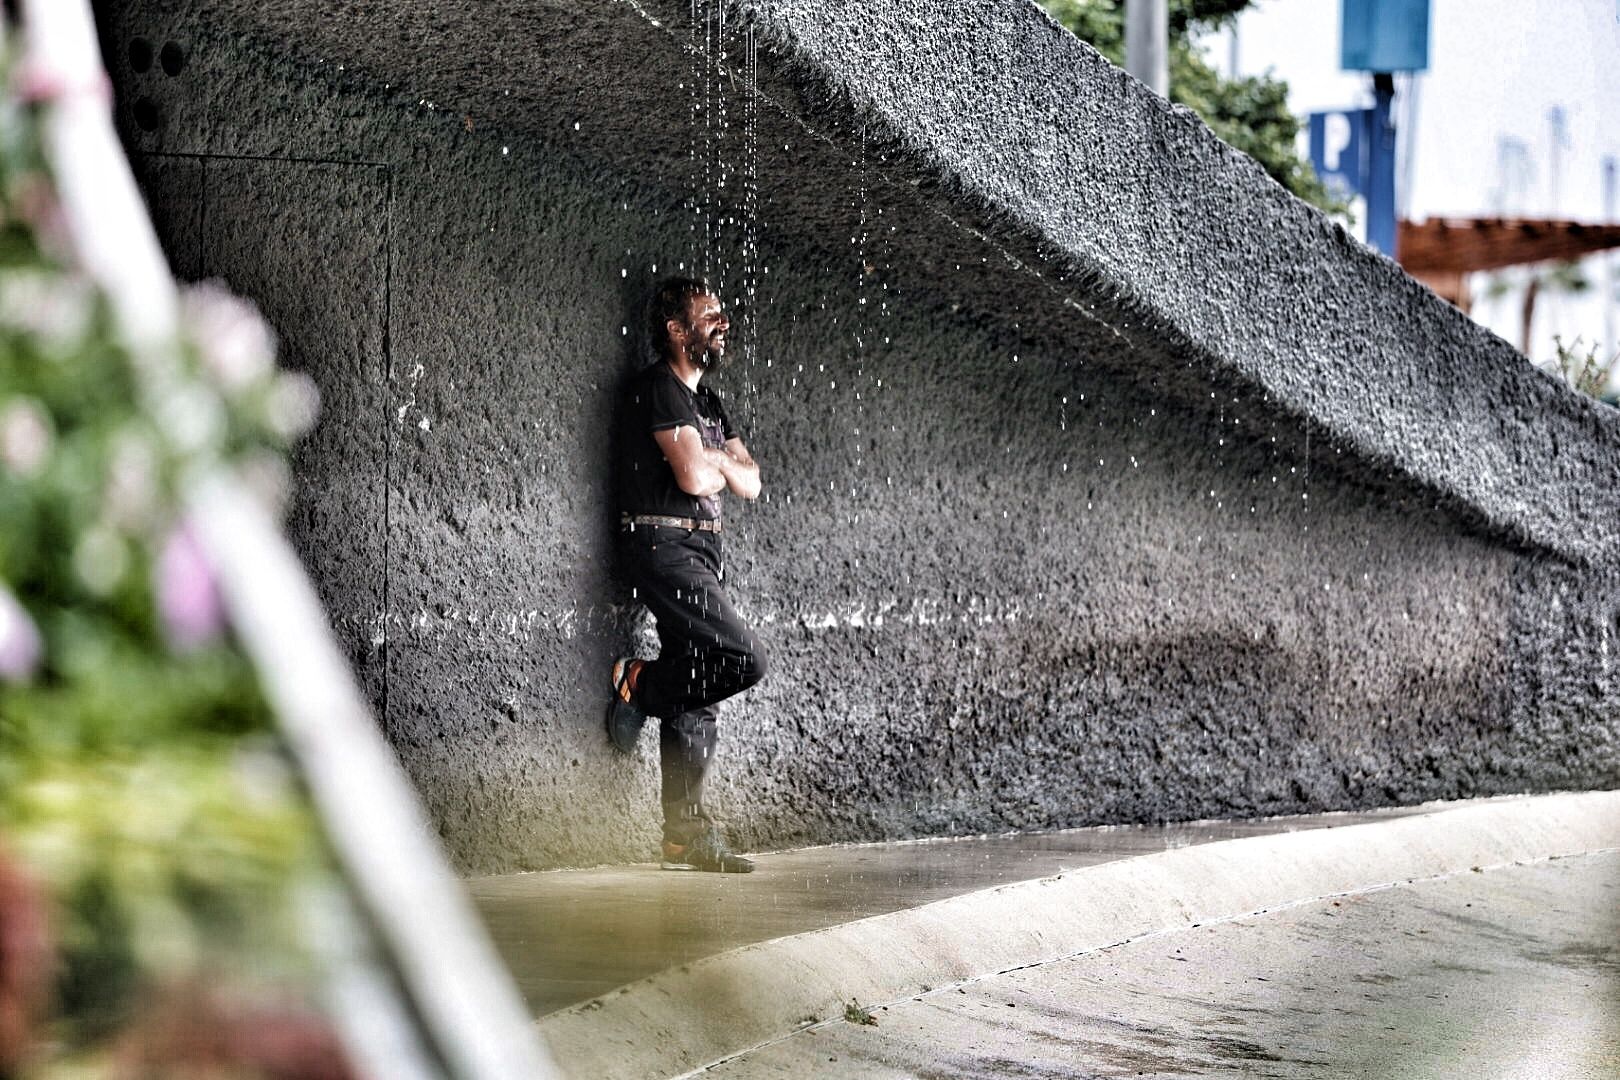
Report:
692,336,725,370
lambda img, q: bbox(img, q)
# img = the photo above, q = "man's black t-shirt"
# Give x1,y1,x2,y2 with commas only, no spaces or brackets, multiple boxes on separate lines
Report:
617,361,737,521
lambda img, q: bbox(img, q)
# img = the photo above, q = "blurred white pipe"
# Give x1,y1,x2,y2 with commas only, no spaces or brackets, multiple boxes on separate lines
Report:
1126,0,1169,96
1604,157,1615,366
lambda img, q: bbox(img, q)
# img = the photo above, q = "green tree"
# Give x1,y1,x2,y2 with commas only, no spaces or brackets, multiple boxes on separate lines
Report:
1038,0,1344,213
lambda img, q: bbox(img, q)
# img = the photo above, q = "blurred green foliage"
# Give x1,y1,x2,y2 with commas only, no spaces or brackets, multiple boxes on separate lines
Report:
1036,0,1347,214
1547,335,1617,404
0,36,332,1065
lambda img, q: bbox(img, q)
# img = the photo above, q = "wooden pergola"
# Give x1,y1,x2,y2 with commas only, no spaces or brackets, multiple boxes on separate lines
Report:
1398,216,1620,312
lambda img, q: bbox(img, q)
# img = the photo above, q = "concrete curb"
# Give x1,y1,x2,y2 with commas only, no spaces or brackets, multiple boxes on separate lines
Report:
536,791,1620,1079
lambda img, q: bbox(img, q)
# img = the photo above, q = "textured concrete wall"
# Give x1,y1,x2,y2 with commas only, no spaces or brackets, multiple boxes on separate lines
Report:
100,2,1619,874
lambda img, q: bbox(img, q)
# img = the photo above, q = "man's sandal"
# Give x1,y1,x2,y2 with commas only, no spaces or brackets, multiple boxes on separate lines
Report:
605,657,646,753
661,829,755,873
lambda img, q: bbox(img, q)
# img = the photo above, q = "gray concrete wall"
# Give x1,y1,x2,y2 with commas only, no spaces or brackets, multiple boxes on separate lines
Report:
101,3,1619,874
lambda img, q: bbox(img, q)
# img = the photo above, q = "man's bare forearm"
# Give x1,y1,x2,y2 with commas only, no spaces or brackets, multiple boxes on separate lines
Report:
705,447,761,500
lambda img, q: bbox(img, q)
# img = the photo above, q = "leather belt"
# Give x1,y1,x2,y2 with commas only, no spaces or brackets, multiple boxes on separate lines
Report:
621,513,722,533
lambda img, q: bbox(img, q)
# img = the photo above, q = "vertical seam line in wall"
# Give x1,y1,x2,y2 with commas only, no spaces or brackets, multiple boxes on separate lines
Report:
168,150,395,733
198,156,208,278
381,165,395,742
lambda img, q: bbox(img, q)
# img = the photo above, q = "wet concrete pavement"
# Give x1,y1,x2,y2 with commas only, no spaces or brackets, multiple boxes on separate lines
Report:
465,805,1438,1018
705,849,1620,1078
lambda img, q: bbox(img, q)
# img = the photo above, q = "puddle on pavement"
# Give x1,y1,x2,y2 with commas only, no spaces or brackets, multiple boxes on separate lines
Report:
465,804,1444,1017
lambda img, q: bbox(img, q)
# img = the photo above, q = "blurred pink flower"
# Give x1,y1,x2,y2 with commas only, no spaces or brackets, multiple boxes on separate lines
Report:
0,399,50,477
180,282,274,393
103,430,158,530
11,62,110,104
266,372,320,440
0,586,42,683
0,272,90,345
5,181,73,266
157,522,223,651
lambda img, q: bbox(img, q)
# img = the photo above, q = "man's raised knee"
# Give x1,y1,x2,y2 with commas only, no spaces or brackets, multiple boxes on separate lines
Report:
738,640,768,691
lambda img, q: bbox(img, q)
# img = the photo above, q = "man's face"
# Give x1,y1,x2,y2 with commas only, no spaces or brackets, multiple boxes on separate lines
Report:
674,293,730,368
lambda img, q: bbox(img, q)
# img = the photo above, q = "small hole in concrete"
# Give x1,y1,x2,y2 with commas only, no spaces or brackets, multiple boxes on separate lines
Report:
159,41,186,77
133,98,161,132
128,38,153,73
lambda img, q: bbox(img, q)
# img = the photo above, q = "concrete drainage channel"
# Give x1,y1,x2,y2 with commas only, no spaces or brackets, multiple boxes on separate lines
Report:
535,791,1620,1079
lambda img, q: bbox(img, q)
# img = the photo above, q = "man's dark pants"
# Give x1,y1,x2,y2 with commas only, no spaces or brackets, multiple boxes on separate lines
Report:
619,524,767,844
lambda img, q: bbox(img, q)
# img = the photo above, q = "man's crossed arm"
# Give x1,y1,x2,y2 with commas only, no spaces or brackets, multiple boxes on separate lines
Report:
654,425,761,501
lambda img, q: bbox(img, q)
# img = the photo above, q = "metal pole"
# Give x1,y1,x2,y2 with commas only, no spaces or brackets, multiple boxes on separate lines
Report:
1547,105,1567,218
1365,72,1398,257
1126,0,1169,97
1604,156,1616,363
1396,72,1421,222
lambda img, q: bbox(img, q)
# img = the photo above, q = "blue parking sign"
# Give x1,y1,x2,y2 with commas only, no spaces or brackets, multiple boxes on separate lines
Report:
1309,110,1368,201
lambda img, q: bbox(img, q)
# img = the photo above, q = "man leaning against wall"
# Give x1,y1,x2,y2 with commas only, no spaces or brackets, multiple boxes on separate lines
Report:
605,276,768,873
